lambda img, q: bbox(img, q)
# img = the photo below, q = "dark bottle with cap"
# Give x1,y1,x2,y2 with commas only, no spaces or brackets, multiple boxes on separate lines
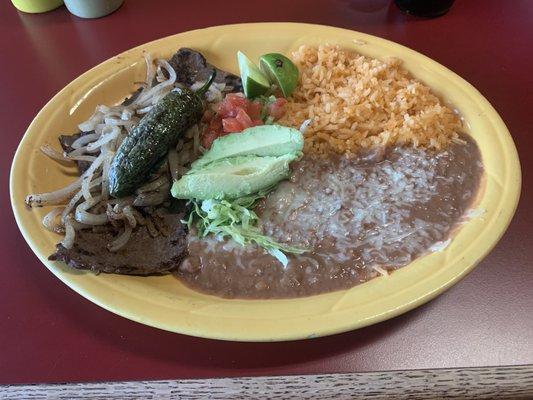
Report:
394,0,455,18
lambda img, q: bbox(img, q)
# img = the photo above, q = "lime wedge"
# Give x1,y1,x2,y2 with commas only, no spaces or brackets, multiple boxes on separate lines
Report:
237,51,270,98
259,53,299,97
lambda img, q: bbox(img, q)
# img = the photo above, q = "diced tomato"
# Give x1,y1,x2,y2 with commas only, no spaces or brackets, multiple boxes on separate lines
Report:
217,93,263,120
247,101,263,120
207,114,223,132
226,93,249,107
218,93,247,118
268,97,287,120
217,103,237,118
201,114,223,149
235,108,253,129
222,117,244,133
201,131,219,149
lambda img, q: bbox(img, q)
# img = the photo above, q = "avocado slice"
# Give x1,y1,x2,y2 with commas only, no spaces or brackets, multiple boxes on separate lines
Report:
171,153,298,200
191,125,303,170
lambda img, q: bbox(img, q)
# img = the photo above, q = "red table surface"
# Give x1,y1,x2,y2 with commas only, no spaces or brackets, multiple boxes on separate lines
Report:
1,0,532,385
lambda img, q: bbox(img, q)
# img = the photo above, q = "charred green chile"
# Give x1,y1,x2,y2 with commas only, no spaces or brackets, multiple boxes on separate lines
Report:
108,73,215,198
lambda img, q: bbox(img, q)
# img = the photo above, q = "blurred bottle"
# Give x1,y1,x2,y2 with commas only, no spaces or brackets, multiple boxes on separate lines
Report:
394,0,455,17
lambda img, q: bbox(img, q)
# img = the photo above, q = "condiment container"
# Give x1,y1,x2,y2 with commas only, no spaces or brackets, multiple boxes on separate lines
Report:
64,0,123,19
11,0,64,13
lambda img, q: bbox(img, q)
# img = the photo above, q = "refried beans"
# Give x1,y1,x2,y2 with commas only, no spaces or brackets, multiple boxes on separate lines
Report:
176,135,483,299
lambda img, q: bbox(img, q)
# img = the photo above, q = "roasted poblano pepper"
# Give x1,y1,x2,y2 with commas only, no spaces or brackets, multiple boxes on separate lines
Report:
108,72,215,198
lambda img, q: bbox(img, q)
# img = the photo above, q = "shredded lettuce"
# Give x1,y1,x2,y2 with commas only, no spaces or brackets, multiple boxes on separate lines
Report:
186,187,306,267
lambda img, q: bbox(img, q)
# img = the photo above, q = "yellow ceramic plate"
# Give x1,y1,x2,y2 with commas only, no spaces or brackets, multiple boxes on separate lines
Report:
10,23,520,341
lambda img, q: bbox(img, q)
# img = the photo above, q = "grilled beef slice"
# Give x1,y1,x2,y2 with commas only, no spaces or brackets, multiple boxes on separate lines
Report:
49,212,188,275
168,48,243,92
